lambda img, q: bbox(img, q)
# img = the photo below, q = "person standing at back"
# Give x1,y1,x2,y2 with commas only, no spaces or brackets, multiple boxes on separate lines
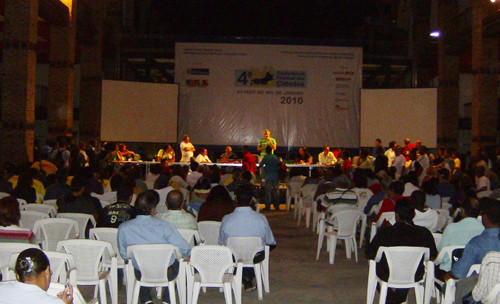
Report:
180,135,195,163
257,129,277,160
260,146,280,211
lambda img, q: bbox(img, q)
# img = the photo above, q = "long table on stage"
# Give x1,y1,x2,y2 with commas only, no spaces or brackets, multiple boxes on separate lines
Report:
114,161,325,176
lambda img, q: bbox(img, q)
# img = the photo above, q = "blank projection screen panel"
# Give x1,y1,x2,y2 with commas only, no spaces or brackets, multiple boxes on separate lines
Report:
360,88,437,148
101,80,178,143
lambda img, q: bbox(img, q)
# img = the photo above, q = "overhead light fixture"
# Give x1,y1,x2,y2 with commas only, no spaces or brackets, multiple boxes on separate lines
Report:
430,31,440,38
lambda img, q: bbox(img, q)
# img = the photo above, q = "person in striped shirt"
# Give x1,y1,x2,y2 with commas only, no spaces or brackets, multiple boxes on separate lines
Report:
0,196,34,243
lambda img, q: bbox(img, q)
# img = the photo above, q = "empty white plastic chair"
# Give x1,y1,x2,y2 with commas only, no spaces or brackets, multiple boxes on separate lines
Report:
366,246,434,304
0,243,40,281
23,203,57,218
197,221,221,245
177,229,200,248
186,245,242,304
57,239,118,304
20,210,49,231
227,236,270,300
43,199,58,208
58,213,97,239
297,184,318,228
316,209,363,264
43,251,77,286
126,244,184,304
0,192,10,199
33,218,78,251
286,181,303,213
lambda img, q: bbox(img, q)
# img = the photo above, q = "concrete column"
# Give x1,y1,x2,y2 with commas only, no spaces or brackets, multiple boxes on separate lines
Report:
437,0,460,149
47,2,77,139
78,0,104,142
1,0,39,164
471,0,498,154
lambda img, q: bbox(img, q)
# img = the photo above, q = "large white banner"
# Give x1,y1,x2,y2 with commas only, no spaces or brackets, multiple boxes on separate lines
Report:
175,42,362,149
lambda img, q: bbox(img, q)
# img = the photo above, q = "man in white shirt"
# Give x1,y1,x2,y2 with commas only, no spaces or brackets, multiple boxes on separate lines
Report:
195,148,212,163
384,141,396,168
180,135,195,162
318,146,337,166
391,145,406,179
476,166,491,193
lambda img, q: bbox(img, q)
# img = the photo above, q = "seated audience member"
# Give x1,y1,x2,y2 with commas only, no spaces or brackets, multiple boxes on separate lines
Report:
437,168,455,198
351,171,374,212
219,167,233,185
470,251,500,303
57,176,103,223
219,146,238,163
373,146,388,174
218,183,276,291
367,198,437,304
0,248,74,303
364,174,392,215
156,190,197,230
208,165,221,185
195,147,212,163
421,180,441,210
319,174,358,213
318,146,337,166
444,198,500,301
476,166,491,194
156,144,175,163
186,161,204,188
0,196,34,243
13,171,37,204
411,190,439,232
145,163,161,190
303,167,322,185
99,184,136,228
241,146,257,175
169,165,190,190
0,165,13,194
437,197,484,272
402,171,420,197
44,168,71,200
384,141,396,167
197,185,236,222
101,174,124,203
375,180,405,221
128,165,148,193
188,176,211,213
118,190,190,304
295,147,313,165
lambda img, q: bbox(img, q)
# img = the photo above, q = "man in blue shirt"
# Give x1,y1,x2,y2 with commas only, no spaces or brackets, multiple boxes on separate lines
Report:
444,198,500,302
118,190,190,304
260,145,280,211
219,183,276,290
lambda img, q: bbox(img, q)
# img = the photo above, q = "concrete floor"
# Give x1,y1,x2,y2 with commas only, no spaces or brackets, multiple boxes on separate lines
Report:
80,209,423,304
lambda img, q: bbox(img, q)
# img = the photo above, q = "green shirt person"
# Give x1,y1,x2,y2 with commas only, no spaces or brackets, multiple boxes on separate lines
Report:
257,129,277,159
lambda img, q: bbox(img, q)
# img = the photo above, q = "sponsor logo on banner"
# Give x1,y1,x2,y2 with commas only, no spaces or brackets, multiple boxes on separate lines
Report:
187,68,210,75
235,66,307,88
186,79,208,87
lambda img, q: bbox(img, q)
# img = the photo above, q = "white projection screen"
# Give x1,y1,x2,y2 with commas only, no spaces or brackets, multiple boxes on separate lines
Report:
101,80,179,143
175,42,362,149
360,88,437,148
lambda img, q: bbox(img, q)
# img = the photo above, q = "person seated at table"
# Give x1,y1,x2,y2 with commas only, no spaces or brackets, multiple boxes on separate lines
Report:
295,147,313,165
219,146,238,163
0,248,74,303
118,143,136,160
195,148,212,163
318,146,337,166
0,196,35,243
156,144,175,163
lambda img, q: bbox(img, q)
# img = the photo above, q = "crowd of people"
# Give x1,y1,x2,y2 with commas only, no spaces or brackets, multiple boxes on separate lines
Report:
1,133,500,303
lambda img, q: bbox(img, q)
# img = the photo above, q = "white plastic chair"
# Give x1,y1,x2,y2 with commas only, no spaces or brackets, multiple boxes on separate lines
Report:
22,203,57,217
33,218,79,251
0,192,10,199
316,209,363,264
126,244,184,304
57,239,118,304
186,245,242,304
47,282,94,304
44,199,58,208
178,229,201,248
442,264,481,304
286,181,303,213
435,209,452,232
17,198,28,208
58,213,97,239
366,246,434,304
0,243,40,281
441,196,451,210
227,236,270,300
297,184,318,228
432,233,443,248
20,210,49,231
432,245,466,303
477,190,492,198
197,221,221,245
44,251,78,286
369,212,396,243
